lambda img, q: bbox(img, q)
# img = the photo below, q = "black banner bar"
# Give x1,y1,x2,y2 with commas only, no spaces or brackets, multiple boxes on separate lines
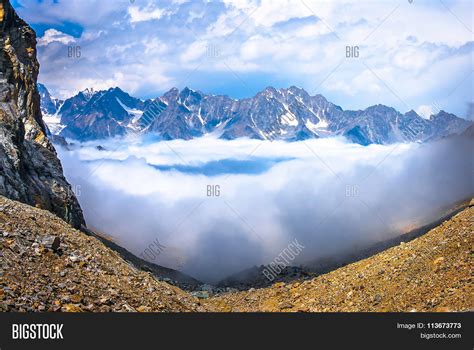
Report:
0,312,471,349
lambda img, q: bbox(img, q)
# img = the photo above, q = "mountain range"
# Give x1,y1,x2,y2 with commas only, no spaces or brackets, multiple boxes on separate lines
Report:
2,0,474,318
39,85,472,145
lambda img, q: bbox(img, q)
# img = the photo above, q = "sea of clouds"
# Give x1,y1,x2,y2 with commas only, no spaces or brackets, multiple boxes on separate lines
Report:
57,134,473,282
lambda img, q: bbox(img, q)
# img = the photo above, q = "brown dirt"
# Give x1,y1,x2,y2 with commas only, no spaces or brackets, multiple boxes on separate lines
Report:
0,195,209,312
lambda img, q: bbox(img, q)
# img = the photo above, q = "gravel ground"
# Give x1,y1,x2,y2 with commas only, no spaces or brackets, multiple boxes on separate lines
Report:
0,196,209,312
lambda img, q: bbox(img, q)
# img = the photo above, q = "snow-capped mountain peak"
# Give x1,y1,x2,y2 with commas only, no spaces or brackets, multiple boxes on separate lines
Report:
38,84,472,144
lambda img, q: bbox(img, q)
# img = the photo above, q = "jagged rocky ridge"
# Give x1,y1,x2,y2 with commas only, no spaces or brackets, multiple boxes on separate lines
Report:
0,0,84,228
38,83,62,116
40,84,472,144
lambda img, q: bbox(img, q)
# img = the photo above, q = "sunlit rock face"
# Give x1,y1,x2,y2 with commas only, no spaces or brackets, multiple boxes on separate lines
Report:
0,0,84,228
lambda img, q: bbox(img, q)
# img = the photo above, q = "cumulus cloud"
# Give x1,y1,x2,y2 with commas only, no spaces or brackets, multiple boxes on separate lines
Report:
12,0,471,114
56,135,473,282
416,105,435,119
128,5,166,24
37,29,75,46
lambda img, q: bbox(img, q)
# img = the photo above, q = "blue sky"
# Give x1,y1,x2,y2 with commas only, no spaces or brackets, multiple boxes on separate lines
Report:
11,0,474,118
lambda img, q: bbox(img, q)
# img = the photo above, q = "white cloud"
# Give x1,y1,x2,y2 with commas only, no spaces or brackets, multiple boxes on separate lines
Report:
23,0,473,115
128,5,165,23
57,135,473,282
179,40,207,63
416,105,434,119
392,46,431,71
325,67,382,96
37,29,75,46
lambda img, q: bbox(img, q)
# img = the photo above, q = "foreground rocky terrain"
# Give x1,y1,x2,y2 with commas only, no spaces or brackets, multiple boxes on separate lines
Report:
207,201,473,312
1,194,472,312
0,195,208,312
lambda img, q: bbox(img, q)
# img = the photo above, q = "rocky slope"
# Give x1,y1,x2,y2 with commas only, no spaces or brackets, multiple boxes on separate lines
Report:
0,0,84,228
0,195,208,312
1,194,471,312
42,84,472,144
206,201,473,312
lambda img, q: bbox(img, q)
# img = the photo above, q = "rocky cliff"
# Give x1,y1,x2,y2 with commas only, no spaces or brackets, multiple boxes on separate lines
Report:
0,0,84,228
